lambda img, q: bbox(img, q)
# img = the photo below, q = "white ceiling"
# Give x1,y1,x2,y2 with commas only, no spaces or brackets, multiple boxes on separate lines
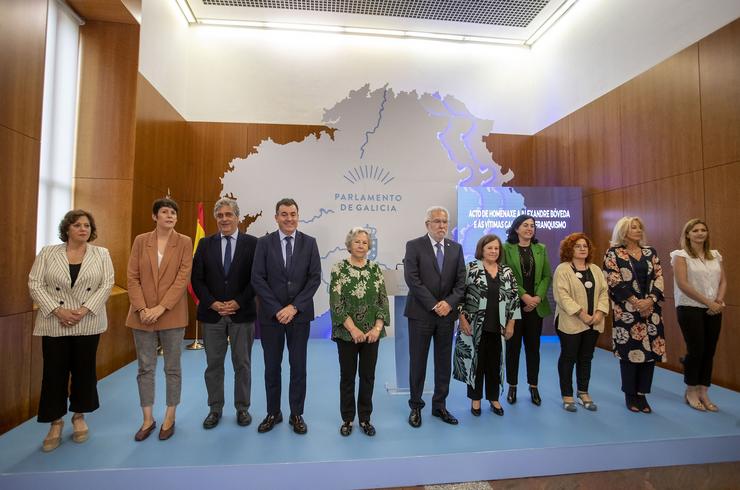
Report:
181,0,574,43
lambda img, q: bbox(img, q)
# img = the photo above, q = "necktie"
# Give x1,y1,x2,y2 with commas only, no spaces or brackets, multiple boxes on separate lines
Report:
435,242,444,271
285,236,293,270
223,235,232,275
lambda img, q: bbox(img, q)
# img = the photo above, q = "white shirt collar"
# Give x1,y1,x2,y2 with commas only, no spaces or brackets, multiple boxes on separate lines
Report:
428,234,444,249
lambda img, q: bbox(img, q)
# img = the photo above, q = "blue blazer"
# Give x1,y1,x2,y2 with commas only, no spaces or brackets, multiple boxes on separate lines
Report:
403,235,466,322
192,232,258,324
251,230,321,325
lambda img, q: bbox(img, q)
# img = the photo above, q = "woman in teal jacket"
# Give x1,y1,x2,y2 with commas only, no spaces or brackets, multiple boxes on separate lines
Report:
502,214,552,406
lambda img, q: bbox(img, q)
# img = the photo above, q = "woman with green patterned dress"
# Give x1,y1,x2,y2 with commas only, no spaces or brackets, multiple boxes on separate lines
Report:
329,227,390,437
454,234,521,416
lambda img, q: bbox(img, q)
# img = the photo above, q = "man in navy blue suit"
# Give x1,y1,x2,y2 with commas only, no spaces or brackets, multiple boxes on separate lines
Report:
251,198,321,434
404,206,466,428
192,197,258,430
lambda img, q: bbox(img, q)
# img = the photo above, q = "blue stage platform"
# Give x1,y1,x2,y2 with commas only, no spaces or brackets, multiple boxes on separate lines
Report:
1,339,739,489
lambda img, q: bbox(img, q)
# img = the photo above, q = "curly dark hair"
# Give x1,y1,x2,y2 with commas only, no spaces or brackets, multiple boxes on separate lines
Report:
474,234,503,263
506,214,538,244
559,232,593,263
58,209,97,242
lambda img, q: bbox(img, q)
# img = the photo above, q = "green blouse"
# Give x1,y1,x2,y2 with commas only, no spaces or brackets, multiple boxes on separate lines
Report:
329,259,390,342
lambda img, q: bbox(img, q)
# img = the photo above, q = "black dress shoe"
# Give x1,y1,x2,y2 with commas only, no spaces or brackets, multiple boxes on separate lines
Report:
340,421,352,436
202,412,221,430
359,421,376,436
507,386,517,404
257,413,283,433
236,410,252,427
432,408,459,425
529,386,542,406
470,402,481,417
408,408,422,428
289,415,308,434
490,401,504,416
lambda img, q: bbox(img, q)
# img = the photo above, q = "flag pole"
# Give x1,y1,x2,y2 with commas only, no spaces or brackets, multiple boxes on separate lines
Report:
187,202,205,351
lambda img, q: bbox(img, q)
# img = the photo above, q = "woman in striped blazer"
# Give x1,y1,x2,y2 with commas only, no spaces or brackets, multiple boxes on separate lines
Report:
28,210,114,452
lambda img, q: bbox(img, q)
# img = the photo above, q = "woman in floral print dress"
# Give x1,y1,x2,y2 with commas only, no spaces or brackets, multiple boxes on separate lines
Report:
329,227,390,437
603,217,666,413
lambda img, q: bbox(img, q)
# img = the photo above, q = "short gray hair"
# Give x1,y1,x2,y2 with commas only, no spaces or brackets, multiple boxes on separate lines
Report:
345,227,371,249
425,205,449,222
214,197,240,217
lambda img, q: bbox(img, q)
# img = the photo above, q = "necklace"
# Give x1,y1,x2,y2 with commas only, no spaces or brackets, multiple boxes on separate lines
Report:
571,263,593,289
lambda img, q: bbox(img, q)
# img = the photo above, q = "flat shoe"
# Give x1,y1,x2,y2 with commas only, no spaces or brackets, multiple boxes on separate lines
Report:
258,413,283,433
359,421,376,436
340,421,352,436
577,394,598,412
703,401,719,412
134,421,156,442
158,421,175,440
562,401,577,412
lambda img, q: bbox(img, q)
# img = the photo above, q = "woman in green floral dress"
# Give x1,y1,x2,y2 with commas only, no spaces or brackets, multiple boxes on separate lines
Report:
329,227,390,437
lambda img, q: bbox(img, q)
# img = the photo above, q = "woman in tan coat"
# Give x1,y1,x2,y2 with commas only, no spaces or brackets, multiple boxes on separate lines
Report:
553,233,609,412
126,198,192,441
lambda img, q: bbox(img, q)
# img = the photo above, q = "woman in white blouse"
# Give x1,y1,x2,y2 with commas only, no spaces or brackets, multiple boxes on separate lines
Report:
670,219,726,411
28,210,115,452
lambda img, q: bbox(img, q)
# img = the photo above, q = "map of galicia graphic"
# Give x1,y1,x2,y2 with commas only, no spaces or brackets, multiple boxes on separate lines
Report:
221,84,521,334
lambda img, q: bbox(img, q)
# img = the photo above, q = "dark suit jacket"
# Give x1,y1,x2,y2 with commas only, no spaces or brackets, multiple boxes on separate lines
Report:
191,232,258,324
251,230,321,325
403,235,466,322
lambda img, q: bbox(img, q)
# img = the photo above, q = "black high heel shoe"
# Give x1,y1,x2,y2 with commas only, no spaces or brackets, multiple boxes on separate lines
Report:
490,401,504,416
470,401,481,416
529,386,541,406
506,386,517,404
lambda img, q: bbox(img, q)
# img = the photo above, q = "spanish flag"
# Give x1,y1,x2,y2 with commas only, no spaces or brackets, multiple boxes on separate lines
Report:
187,202,206,305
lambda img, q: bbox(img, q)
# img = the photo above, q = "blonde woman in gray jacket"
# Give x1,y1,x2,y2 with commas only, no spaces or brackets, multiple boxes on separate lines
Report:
553,233,609,413
28,210,114,452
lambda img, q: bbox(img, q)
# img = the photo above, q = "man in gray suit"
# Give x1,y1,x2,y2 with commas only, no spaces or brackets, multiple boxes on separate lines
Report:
404,206,466,428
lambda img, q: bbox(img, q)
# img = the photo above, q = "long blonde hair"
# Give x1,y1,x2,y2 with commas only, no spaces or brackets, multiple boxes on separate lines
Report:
610,216,648,247
679,218,714,260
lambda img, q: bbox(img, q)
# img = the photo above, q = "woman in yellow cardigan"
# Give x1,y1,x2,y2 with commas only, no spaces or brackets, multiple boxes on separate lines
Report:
553,233,609,412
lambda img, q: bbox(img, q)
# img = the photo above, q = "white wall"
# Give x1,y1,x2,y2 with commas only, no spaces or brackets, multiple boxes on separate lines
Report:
139,0,740,134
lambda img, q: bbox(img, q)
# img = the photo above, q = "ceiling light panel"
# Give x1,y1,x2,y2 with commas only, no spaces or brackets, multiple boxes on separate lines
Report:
200,0,550,28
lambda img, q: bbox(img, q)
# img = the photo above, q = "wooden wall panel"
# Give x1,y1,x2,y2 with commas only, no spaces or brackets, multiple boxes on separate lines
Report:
483,133,534,186
67,0,137,24
582,189,624,259
0,0,47,139
0,126,41,316
96,289,135,379
704,161,740,307
699,18,740,168
76,21,139,181
572,91,622,195
533,116,573,186
621,171,705,300
711,305,739,390
74,178,134,286
618,45,702,186
0,313,33,434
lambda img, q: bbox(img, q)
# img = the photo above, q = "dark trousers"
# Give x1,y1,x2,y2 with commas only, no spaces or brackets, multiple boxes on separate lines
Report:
620,360,655,395
557,328,599,397
505,309,543,386
203,318,255,413
38,334,100,423
468,330,503,401
261,321,310,416
408,318,454,410
676,306,722,386
336,339,379,422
